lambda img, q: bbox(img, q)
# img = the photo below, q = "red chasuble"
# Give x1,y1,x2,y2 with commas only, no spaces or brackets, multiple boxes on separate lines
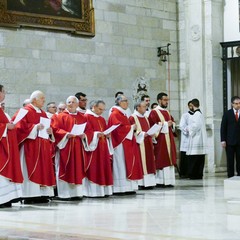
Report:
148,108,177,170
51,111,86,184
0,108,23,183
129,115,156,175
84,113,113,186
108,107,143,180
15,105,56,186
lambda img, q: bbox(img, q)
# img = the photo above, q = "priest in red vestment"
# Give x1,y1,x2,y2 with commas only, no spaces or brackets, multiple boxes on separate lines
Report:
129,101,156,188
148,92,177,187
15,90,56,203
51,96,86,199
84,100,113,197
108,95,143,193
0,85,23,208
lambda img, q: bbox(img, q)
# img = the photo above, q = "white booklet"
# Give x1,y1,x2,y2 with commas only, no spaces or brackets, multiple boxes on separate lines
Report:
70,123,87,135
161,122,169,134
38,117,51,139
103,124,120,135
147,123,162,136
13,108,28,124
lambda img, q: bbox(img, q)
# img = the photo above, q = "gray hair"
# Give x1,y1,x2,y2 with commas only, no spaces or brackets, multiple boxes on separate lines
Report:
66,96,79,104
90,99,105,109
46,102,56,111
30,90,44,103
23,98,31,107
134,101,145,110
115,95,126,106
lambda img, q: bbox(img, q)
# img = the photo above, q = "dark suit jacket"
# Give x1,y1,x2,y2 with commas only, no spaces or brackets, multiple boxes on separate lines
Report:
220,109,240,145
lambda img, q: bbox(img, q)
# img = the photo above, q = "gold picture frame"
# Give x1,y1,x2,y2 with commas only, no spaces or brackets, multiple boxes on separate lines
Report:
0,0,95,37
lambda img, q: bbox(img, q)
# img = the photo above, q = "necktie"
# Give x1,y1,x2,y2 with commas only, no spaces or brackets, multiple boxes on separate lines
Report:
236,111,239,121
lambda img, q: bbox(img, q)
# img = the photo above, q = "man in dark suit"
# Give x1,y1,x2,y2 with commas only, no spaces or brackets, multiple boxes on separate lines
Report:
221,96,240,178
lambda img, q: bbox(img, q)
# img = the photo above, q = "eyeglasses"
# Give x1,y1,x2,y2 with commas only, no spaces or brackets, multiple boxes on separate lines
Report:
121,100,128,102
50,106,57,108
79,99,88,102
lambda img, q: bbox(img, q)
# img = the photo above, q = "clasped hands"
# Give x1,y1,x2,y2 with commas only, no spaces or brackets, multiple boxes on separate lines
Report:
36,123,53,135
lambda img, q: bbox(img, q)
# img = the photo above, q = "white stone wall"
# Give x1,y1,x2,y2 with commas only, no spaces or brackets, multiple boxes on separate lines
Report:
0,0,179,120
224,0,240,41
0,0,229,172
178,0,225,173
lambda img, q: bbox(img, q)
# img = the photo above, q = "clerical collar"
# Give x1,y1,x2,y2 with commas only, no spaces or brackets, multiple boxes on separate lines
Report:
156,105,167,111
188,110,194,115
30,104,42,113
77,107,86,114
86,109,99,117
66,109,77,115
133,110,145,118
193,109,202,114
112,106,127,116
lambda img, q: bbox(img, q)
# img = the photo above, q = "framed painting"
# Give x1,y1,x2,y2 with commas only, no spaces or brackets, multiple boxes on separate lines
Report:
0,0,95,36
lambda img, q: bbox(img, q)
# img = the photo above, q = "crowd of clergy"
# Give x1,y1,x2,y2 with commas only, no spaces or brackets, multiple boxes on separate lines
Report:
0,84,207,208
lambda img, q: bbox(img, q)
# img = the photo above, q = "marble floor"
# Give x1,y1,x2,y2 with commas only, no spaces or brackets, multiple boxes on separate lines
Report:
0,173,239,240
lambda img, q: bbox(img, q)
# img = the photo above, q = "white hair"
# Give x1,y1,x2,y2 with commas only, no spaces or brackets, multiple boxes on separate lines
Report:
30,90,44,103
66,96,79,104
23,98,31,107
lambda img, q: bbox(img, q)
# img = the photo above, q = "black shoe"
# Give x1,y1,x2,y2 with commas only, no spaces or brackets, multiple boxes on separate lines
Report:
52,197,72,201
70,197,83,201
23,197,50,204
125,191,136,195
113,192,136,196
10,197,22,203
156,184,165,188
0,202,12,208
139,186,155,190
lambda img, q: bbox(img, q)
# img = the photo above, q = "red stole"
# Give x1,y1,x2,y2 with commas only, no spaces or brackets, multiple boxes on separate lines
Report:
129,115,156,174
108,108,143,180
51,111,86,184
15,105,56,186
0,108,23,183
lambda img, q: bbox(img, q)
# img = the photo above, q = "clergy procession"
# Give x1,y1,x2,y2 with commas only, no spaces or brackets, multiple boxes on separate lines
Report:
0,84,207,208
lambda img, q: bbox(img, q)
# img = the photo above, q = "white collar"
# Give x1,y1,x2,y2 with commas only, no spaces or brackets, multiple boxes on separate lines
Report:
30,104,42,113
66,109,77,115
133,110,145,118
112,106,127,116
77,107,87,114
156,105,167,111
86,109,99,117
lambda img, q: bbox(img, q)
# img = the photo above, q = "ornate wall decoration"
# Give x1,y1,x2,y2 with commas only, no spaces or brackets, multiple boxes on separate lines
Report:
190,24,200,41
132,76,150,103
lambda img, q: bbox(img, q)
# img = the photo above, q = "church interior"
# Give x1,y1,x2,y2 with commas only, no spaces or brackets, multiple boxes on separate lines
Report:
1,0,240,239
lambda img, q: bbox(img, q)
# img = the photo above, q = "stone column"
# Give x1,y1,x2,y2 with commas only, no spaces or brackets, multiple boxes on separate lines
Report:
178,0,224,173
